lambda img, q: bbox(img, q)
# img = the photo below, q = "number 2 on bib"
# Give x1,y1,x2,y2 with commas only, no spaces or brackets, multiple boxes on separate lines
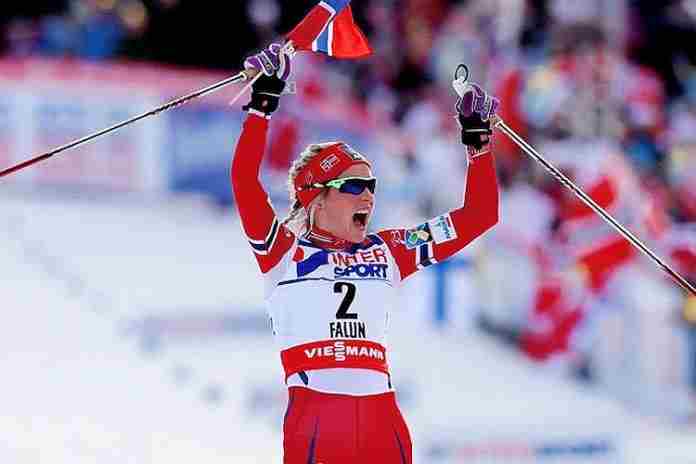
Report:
334,282,358,319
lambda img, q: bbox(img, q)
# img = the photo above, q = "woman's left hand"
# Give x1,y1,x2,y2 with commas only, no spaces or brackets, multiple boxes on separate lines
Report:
453,74,500,152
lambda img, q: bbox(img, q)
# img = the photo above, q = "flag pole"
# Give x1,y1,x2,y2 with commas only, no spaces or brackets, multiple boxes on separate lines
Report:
0,71,250,179
0,41,296,180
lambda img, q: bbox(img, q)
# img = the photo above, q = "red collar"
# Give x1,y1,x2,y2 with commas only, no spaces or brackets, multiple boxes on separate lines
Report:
305,225,355,251
306,225,350,250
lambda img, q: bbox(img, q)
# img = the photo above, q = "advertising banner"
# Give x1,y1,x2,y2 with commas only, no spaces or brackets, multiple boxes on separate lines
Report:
0,57,379,205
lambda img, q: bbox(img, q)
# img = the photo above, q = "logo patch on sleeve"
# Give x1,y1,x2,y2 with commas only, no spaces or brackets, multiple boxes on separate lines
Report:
427,214,458,244
405,223,432,249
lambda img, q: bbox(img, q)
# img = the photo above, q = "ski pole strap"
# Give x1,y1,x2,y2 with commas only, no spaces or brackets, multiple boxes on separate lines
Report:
281,339,389,379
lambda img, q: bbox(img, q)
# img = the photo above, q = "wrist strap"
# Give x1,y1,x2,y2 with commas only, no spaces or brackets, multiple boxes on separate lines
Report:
247,109,271,119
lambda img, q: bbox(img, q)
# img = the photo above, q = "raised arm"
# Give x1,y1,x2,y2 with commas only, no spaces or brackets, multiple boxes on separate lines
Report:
378,73,501,281
378,148,499,281
231,44,295,274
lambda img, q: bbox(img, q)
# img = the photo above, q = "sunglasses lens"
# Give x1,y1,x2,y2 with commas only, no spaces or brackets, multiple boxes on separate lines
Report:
367,179,376,193
338,178,376,195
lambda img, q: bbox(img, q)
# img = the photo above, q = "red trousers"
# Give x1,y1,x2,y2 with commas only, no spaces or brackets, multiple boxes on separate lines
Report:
283,386,412,464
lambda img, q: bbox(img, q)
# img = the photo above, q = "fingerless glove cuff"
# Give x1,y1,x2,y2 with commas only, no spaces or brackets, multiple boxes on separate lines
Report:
242,75,286,116
458,113,493,151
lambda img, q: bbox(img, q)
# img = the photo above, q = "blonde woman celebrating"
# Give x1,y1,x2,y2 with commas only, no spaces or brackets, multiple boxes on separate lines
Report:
231,44,500,464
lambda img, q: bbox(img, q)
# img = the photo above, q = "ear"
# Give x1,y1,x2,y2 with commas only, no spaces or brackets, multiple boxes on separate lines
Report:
316,189,330,208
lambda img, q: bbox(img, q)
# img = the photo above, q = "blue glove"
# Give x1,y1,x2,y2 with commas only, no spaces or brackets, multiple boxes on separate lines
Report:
243,43,292,116
244,43,292,81
453,69,500,152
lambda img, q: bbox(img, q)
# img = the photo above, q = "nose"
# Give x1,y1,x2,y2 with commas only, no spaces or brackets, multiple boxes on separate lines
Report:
359,187,374,201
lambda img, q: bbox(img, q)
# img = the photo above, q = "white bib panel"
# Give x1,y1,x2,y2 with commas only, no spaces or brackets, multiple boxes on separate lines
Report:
264,235,401,395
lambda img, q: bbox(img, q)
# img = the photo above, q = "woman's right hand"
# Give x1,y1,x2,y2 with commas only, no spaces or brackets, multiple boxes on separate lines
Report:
244,43,292,81
242,43,293,116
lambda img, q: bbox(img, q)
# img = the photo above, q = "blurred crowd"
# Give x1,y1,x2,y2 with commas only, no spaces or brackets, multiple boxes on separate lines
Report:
3,0,696,419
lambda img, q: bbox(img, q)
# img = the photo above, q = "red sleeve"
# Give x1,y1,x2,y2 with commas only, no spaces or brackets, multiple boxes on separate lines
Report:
231,113,295,274
377,151,499,281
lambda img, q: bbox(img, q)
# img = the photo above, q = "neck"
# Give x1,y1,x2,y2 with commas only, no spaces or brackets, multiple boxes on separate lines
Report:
306,224,352,250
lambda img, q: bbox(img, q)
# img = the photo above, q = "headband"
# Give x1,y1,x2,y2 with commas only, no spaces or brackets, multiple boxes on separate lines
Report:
293,143,371,208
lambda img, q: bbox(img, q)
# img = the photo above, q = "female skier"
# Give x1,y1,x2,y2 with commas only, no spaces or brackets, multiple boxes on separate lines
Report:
231,44,500,464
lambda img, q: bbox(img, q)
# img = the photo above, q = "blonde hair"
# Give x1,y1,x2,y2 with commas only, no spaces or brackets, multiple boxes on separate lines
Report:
282,141,369,236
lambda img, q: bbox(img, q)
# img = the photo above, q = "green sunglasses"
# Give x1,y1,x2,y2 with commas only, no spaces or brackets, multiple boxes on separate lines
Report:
305,176,377,195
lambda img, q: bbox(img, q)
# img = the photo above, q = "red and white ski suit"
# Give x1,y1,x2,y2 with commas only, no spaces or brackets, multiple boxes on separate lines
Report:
231,112,500,463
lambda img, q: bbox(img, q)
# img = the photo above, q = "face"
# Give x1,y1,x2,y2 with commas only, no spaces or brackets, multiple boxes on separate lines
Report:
313,163,375,243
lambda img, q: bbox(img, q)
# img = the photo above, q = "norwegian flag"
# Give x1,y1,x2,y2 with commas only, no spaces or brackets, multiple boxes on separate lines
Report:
287,0,372,59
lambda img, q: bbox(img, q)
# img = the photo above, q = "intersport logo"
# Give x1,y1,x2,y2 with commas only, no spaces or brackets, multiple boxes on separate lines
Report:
304,341,385,362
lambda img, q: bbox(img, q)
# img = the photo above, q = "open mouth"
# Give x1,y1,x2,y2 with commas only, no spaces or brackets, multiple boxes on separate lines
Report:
353,212,368,228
